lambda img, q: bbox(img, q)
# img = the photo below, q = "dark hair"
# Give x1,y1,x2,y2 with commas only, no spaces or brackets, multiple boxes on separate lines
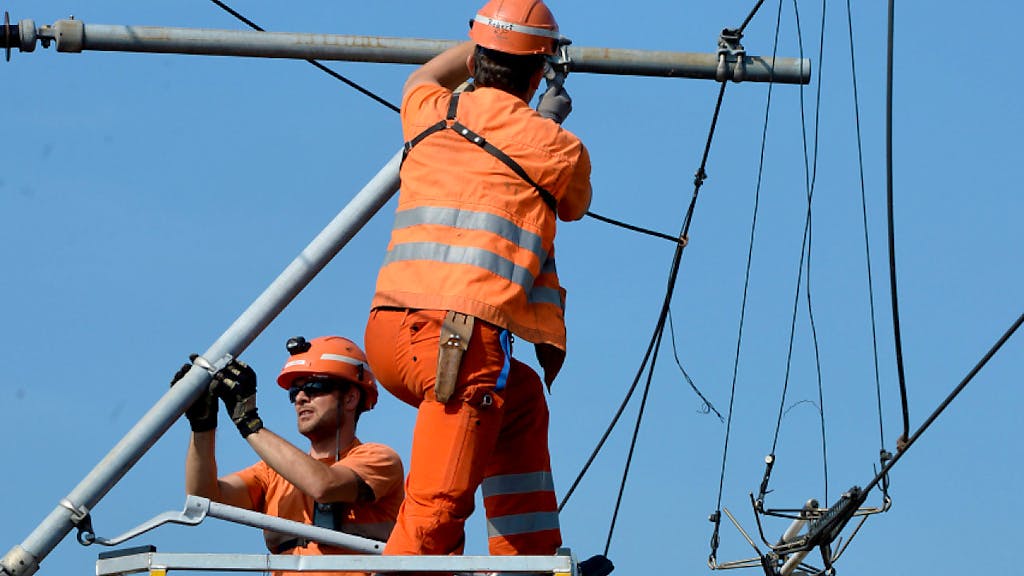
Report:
473,46,545,98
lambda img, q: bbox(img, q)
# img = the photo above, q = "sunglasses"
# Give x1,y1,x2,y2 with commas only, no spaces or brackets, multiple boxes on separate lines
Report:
288,380,339,403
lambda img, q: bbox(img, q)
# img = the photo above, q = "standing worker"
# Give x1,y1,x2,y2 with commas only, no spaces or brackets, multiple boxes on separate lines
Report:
365,1,611,572
178,336,404,575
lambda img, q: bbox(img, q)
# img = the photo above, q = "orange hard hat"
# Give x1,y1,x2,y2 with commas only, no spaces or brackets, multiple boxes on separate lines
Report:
468,0,560,56
277,336,378,412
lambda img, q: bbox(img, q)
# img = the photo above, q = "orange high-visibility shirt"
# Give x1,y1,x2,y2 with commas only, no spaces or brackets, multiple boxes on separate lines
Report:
372,83,592,349
231,438,403,576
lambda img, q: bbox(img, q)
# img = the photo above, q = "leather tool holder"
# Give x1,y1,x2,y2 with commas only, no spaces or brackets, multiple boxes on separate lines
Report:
435,311,475,403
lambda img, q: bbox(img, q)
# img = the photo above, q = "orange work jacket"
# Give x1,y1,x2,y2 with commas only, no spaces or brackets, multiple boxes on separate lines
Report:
371,83,592,350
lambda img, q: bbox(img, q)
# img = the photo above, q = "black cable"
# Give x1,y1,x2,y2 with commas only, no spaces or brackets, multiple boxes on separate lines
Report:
709,0,784,563
738,0,769,34
604,326,664,555
846,0,887,456
864,312,1024,494
884,0,911,445
208,0,401,113
769,0,814,458
667,310,723,420
805,0,830,508
585,210,688,246
560,81,729,513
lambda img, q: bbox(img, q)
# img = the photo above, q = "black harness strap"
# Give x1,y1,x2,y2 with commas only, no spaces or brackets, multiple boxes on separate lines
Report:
402,91,558,213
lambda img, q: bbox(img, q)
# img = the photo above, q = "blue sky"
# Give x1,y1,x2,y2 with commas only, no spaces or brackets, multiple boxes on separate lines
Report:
2,1,1021,575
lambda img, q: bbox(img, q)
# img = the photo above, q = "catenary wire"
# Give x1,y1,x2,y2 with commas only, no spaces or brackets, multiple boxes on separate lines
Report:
560,81,730,513
604,326,664,555
884,0,912,445
601,82,731,553
208,0,402,112
846,0,888,458
863,312,1024,494
708,0,785,563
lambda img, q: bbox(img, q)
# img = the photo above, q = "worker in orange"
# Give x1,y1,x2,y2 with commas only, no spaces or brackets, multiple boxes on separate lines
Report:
178,336,404,574
364,1,610,573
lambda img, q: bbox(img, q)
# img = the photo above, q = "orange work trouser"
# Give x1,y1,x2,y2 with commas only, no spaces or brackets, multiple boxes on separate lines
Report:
365,308,562,556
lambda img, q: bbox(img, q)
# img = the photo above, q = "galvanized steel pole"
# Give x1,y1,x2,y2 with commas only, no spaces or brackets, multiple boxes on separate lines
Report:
0,151,403,576
2,18,810,84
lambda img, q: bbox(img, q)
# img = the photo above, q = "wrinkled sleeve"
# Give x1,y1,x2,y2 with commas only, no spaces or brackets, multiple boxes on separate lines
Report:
557,143,592,222
230,461,268,511
337,443,405,502
401,83,448,141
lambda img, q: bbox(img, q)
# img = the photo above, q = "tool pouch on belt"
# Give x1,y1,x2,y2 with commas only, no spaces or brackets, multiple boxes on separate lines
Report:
436,311,475,403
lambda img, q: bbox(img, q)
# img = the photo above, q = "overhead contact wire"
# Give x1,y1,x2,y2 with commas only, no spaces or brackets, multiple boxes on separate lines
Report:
208,0,401,113
863,312,1024,494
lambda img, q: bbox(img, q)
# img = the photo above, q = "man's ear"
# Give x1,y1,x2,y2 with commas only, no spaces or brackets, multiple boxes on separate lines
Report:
466,51,476,77
342,386,361,412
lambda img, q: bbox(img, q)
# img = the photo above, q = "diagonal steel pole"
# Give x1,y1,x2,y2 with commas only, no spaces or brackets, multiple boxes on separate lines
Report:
1,18,811,84
0,151,403,576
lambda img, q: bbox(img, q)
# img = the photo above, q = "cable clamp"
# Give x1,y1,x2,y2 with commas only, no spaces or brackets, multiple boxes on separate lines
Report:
60,498,99,546
59,498,90,524
716,28,747,83
546,35,573,74
192,353,234,375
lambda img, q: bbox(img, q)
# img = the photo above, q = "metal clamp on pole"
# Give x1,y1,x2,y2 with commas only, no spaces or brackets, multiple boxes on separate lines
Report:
57,499,99,546
547,35,573,73
716,28,746,83
192,353,234,375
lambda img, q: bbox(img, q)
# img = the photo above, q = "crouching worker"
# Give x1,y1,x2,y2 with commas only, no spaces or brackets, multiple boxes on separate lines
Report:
177,336,404,575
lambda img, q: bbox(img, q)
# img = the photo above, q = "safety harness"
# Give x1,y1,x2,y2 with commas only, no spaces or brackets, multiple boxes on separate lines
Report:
402,90,558,213
402,89,549,403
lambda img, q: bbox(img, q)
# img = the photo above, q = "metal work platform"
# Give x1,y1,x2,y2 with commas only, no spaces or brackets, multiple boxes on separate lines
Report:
97,551,577,576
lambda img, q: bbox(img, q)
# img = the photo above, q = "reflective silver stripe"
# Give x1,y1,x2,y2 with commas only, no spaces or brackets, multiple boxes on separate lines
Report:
394,206,547,264
528,286,562,307
486,511,561,538
384,242,536,290
482,472,555,498
473,15,561,40
320,353,368,372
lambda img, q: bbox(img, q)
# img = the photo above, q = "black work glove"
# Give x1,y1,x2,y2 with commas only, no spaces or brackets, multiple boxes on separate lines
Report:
212,359,264,438
536,63,572,125
170,354,218,433
579,555,614,576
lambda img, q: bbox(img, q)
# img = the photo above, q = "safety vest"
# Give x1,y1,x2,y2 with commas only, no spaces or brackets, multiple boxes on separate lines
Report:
372,87,578,349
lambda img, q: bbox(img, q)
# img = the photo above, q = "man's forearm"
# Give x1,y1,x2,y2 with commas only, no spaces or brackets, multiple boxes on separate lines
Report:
185,431,220,497
246,428,362,503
